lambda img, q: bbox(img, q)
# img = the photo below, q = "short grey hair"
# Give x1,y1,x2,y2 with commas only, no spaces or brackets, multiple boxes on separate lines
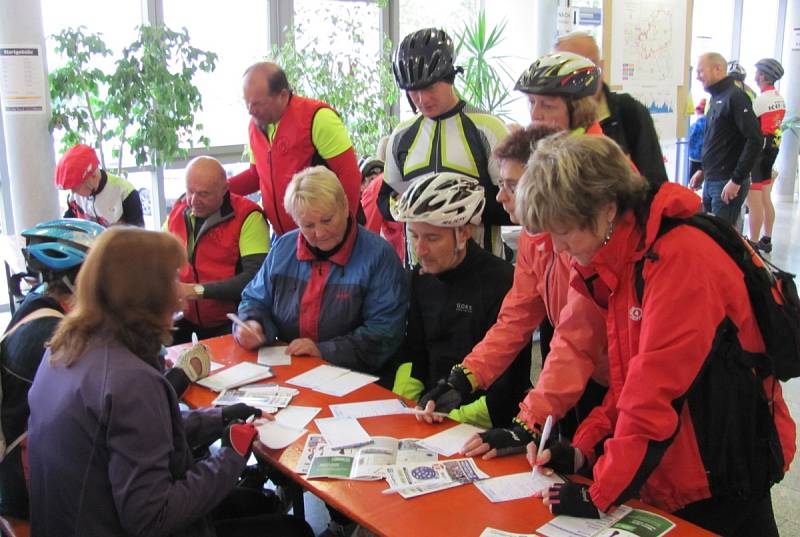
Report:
284,166,348,220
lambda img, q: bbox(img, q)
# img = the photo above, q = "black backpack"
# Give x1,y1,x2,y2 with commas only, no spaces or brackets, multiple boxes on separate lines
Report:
636,212,800,382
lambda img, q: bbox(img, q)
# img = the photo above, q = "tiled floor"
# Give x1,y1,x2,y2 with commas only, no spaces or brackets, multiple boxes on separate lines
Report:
3,198,800,535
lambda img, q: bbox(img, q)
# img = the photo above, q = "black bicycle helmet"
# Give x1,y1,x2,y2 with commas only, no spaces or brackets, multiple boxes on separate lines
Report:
755,58,784,82
393,28,457,90
515,51,601,99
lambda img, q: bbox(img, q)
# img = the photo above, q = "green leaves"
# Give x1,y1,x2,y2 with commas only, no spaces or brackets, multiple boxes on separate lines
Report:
271,7,398,157
48,24,216,173
454,10,518,120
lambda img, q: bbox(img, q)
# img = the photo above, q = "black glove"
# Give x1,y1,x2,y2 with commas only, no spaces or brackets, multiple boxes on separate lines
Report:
542,439,585,475
221,403,262,425
221,421,258,459
478,419,538,457
548,482,600,518
417,366,473,414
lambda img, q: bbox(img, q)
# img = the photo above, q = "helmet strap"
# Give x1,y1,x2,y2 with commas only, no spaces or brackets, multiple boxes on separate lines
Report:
406,92,418,114
61,274,76,294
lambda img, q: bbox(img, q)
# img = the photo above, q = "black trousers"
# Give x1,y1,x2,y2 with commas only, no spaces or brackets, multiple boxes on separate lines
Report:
212,487,313,537
673,492,779,537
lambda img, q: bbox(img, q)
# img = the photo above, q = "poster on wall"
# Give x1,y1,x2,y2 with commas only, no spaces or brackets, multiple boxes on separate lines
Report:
0,45,46,114
622,83,678,141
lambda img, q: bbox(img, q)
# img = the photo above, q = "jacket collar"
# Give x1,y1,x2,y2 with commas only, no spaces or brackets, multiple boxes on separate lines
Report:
707,76,735,96
296,217,358,266
423,99,467,121
577,183,701,291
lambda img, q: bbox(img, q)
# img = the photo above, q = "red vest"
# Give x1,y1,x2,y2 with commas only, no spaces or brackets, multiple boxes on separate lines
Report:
168,193,262,327
249,95,330,235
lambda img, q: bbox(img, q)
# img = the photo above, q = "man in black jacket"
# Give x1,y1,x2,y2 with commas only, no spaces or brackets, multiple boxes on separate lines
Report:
689,52,763,226
555,32,668,188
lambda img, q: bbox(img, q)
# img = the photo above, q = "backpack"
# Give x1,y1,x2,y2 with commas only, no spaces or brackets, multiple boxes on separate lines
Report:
0,307,64,462
636,212,800,381
634,213,798,497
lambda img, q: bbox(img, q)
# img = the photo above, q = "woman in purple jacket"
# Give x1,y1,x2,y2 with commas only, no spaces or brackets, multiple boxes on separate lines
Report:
27,227,311,537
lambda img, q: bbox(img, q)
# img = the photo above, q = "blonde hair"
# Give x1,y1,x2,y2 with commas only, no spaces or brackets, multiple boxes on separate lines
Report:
284,165,348,219
569,95,598,130
48,227,186,366
515,133,648,234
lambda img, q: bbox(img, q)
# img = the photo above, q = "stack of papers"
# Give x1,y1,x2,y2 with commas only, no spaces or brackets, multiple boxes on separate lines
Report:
257,405,320,449
196,362,274,392
383,458,489,498
257,345,291,366
304,435,437,480
537,505,676,537
286,365,379,397
315,417,372,449
418,423,485,456
212,384,299,412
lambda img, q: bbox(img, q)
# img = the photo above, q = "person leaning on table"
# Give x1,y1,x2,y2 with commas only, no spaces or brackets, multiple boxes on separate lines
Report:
233,165,408,383
26,227,313,537
519,133,794,537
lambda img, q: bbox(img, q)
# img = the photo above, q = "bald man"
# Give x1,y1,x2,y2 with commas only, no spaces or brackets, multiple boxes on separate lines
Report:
690,52,762,226
555,32,668,187
167,156,270,343
228,62,362,236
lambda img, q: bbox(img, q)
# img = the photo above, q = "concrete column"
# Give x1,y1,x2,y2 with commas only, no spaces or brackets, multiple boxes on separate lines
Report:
775,0,800,202
534,0,559,61
0,0,58,232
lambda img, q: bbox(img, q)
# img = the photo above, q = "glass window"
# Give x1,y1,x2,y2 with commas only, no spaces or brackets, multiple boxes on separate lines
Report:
162,0,271,148
689,0,734,107
739,0,780,91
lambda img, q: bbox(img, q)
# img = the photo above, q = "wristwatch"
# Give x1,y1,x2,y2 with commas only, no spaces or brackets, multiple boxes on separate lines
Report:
193,284,205,298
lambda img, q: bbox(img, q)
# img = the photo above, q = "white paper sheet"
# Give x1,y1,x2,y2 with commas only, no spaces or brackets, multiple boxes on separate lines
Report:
274,405,321,430
479,529,536,537
286,364,350,388
210,361,224,371
257,420,308,450
196,362,274,392
417,423,485,457
257,345,292,366
329,399,408,419
314,371,379,397
537,505,632,537
315,417,372,450
474,471,564,503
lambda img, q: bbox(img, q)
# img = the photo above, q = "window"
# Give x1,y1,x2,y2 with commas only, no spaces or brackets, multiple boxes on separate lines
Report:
739,0,780,91
162,0,271,148
689,0,734,107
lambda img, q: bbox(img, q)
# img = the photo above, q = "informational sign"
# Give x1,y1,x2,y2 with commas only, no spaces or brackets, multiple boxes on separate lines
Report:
793,27,800,51
0,45,46,114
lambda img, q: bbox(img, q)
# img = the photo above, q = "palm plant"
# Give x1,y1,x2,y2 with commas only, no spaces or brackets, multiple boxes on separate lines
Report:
454,11,518,120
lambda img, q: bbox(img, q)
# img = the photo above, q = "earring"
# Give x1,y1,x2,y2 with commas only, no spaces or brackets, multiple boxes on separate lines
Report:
602,219,615,246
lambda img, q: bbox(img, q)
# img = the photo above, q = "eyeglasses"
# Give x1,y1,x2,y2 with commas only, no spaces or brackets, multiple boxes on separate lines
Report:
498,179,518,195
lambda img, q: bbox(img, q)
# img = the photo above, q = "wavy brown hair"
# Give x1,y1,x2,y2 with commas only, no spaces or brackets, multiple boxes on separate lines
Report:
515,133,649,234
48,227,186,366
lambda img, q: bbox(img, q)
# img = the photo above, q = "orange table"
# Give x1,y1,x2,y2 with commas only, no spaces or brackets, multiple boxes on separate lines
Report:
174,335,717,537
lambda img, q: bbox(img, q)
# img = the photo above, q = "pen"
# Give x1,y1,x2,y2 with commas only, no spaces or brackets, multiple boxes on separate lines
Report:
532,415,554,477
227,313,265,343
191,332,199,345
381,482,442,495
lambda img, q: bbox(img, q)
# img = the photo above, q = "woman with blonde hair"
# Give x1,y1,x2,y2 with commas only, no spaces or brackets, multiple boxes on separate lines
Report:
234,165,407,380
27,227,312,537
519,133,794,537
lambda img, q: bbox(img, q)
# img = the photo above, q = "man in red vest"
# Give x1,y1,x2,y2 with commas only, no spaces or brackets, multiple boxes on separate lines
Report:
167,156,270,344
228,62,361,236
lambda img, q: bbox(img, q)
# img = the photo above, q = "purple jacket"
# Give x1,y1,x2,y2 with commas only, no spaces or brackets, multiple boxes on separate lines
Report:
27,337,244,537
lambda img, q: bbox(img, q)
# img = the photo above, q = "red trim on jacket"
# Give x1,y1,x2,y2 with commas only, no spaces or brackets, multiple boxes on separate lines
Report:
294,221,358,341
169,193,261,327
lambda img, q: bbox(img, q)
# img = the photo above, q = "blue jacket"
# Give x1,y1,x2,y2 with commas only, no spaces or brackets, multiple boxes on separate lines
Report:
239,223,408,375
28,338,244,537
688,116,706,162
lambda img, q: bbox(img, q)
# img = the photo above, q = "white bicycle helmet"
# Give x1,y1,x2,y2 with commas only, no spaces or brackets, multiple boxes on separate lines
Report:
391,172,485,227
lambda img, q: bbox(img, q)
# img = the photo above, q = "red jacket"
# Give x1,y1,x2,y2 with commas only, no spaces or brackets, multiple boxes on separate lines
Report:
361,173,405,264
463,231,608,429
571,183,796,512
228,95,361,235
169,193,262,328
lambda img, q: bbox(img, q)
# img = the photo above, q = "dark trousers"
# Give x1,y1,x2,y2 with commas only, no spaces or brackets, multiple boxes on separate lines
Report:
702,178,749,227
674,492,779,537
172,318,231,345
212,487,313,537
